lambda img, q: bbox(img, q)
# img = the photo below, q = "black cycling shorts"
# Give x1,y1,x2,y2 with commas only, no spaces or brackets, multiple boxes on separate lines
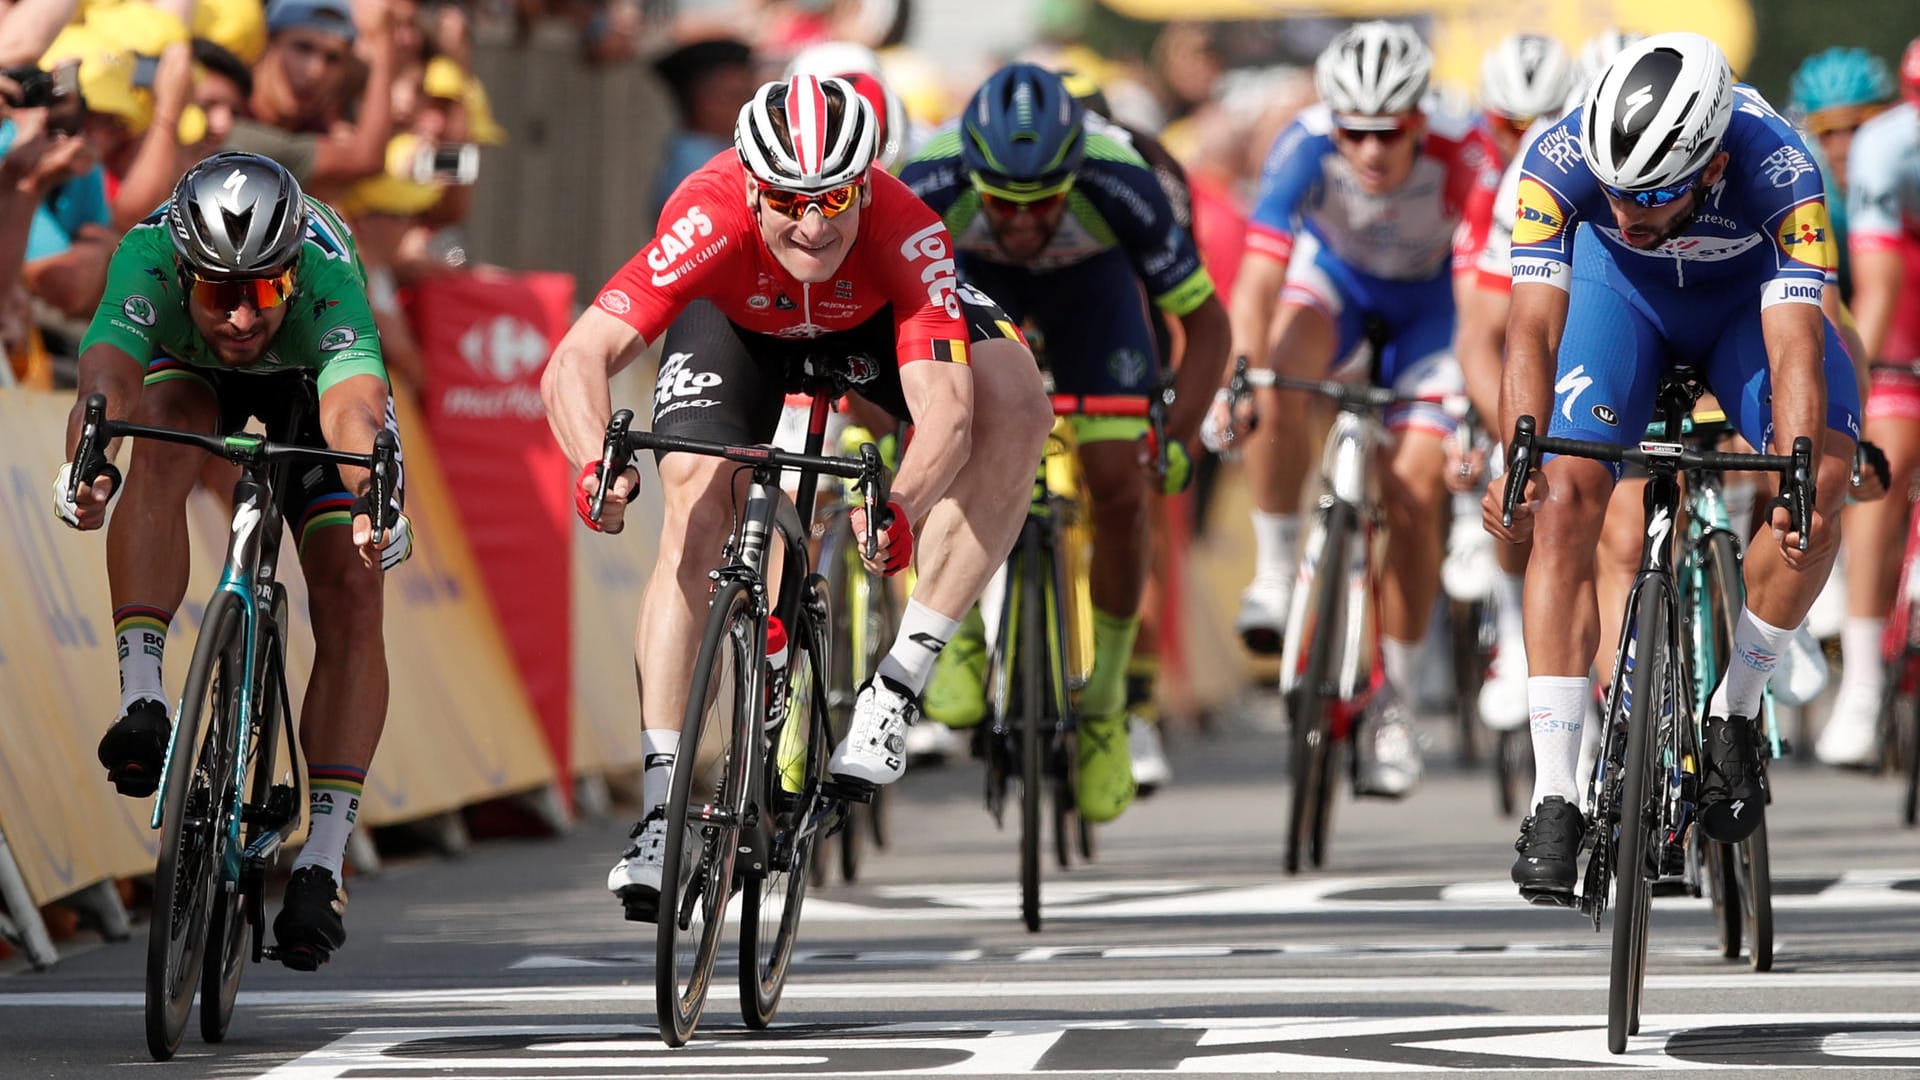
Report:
649,289,1024,452
141,361,402,550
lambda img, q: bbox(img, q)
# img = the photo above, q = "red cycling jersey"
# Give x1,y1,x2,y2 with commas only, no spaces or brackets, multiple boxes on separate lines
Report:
594,152,971,366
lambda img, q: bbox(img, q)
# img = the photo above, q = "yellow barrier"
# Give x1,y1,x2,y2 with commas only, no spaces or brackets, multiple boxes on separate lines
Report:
0,388,554,907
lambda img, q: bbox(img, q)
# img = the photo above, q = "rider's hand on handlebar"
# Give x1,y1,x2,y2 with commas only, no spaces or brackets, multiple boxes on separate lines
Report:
53,460,121,530
1444,441,1487,494
574,460,642,534
850,499,913,576
1200,388,1256,457
1138,431,1194,494
1483,467,1544,544
1768,501,1835,569
1852,439,1890,502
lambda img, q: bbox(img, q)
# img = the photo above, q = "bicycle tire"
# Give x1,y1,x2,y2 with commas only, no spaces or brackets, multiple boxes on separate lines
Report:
1449,600,1484,765
145,590,242,1062
1016,535,1045,933
1285,502,1351,875
856,563,895,860
1707,837,1741,959
742,589,829,1028
1695,530,1759,965
1608,579,1669,1054
1903,679,1920,827
201,594,287,1043
1734,818,1773,972
657,579,752,1047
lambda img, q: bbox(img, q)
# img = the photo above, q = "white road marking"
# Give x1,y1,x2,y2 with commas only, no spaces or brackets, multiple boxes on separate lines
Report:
10,972,1920,1009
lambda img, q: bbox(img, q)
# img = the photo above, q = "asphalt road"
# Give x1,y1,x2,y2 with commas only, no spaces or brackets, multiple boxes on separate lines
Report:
5,700,1920,1078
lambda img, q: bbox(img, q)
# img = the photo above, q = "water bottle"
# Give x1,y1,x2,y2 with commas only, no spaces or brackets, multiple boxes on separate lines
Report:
764,616,790,732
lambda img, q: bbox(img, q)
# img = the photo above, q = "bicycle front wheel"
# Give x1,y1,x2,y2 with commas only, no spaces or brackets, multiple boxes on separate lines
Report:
1734,818,1773,971
742,591,829,1028
1016,538,1046,933
1285,502,1351,875
146,590,242,1061
657,580,752,1047
1608,579,1670,1054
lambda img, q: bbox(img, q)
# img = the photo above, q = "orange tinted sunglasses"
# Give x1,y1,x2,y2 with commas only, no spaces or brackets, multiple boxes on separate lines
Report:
185,265,297,313
757,179,864,220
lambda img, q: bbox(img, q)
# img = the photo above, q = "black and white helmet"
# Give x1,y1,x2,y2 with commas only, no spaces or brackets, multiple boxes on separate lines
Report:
1581,32,1733,192
166,152,307,277
1480,33,1573,121
1314,21,1432,120
735,75,879,193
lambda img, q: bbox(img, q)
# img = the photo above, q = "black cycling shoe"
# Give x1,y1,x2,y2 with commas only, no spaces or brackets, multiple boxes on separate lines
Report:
1512,796,1584,905
273,866,348,971
97,699,172,798
1699,714,1765,843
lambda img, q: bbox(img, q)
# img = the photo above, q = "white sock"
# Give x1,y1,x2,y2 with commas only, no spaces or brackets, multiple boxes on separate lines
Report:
1450,489,1480,525
1709,607,1792,719
876,599,962,695
1841,616,1887,697
641,728,681,813
1722,480,1758,551
1529,675,1589,807
116,623,167,716
293,766,365,880
1251,511,1300,581
1495,569,1526,645
1380,636,1423,701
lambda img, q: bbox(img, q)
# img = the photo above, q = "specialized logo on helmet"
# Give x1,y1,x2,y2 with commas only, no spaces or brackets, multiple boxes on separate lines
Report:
1622,84,1657,126
1775,199,1835,271
1513,178,1567,246
899,221,960,319
122,296,157,327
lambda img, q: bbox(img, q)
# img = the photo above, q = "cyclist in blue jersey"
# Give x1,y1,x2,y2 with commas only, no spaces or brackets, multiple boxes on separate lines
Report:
1821,36,1920,766
1485,33,1861,902
1212,21,1503,797
899,63,1230,824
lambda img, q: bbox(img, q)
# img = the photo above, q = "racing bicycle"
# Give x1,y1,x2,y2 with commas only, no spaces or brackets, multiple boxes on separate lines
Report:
68,391,399,1062
589,367,892,1046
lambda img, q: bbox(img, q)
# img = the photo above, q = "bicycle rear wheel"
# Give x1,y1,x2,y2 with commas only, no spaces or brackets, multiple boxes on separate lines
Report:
741,592,828,1028
1285,502,1351,875
1015,537,1046,933
1734,817,1773,971
1608,579,1670,1054
657,579,752,1047
146,590,242,1062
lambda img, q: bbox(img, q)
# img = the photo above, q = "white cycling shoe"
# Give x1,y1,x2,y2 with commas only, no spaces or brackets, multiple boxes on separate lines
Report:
828,676,917,785
1767,620,1829,707
903,717,961,764
1478,637,1529,732
1128,714,1172,794
1355,692,1423,799
607,808,693,923
1442,516,1499,603
1236,573,1293,655
1815,680,1883,769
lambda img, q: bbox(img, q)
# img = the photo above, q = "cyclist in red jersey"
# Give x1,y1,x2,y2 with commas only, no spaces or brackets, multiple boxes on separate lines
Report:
540,76,1050,923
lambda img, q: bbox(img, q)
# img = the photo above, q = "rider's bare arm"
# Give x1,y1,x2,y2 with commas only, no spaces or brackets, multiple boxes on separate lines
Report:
1821,282,1870,399
318,372,391,497
66,342,144,457
540,306,648,468
891,359,973,523
1848,244,1906,364
1227,251,1287,373
1167,294,1230,444
1456,281,1509,442
1759,299,1830,458
1498,280,1569,444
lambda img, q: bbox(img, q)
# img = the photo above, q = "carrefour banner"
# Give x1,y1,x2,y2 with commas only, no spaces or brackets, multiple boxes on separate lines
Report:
0,389,555,906
413,270,578,793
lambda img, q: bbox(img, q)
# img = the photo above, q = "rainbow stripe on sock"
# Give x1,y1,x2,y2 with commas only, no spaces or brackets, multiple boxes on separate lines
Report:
113,603,173,637
309,763,367,799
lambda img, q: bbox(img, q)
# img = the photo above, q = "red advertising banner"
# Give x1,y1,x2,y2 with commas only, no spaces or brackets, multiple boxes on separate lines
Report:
413,269,576,804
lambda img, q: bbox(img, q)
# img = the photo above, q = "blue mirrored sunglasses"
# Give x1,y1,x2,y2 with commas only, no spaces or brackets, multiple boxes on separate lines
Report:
1600,172,1703,208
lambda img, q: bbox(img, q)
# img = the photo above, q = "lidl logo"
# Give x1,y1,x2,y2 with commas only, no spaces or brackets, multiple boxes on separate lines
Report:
1775,200,1835,271
1514,178,1567,246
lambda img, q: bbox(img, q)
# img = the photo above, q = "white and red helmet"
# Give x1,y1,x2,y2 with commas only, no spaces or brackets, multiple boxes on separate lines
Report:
735,75,880,193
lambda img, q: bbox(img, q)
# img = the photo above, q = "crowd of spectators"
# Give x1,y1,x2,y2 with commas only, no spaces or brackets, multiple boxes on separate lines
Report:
0,0,505,390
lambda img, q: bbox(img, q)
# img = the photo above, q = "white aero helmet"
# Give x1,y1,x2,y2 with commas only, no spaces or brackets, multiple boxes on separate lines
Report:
1581,32,1733,193
1480,33,1573,120
735,75,880,193
1567,28,1647,111
1314,21,1432,123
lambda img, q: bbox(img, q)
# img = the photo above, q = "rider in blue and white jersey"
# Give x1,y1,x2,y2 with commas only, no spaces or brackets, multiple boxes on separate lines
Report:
1486,33,1861,903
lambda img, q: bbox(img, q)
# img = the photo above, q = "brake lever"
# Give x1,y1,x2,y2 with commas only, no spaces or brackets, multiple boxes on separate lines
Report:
860,441,888,560
370,430,400,528
1501,415,1537,529
70,392,108,504
1790,435,1813,553
591,409,635,526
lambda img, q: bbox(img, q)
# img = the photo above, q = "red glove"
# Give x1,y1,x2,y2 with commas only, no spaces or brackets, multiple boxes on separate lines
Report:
574,460,637,532
851,499,913,576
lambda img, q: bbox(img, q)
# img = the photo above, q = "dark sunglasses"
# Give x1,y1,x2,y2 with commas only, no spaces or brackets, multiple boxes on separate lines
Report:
979,190,1069,217
1333,116,1418,144
182,264,298,313
757,178,864,220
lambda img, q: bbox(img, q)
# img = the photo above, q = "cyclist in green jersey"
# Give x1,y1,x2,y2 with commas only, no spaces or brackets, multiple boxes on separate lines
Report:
53,152,410,970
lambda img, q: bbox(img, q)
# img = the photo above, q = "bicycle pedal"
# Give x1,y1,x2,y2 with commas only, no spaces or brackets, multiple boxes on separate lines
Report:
107,766,160,800
1648,878,1691,898
820,778,876,804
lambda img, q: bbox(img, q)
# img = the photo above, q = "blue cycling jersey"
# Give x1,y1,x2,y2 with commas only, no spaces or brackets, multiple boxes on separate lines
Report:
1511,84,1835,307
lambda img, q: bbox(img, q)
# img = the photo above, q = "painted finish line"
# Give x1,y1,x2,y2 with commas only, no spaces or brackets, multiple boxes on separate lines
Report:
261,1015,1920,1076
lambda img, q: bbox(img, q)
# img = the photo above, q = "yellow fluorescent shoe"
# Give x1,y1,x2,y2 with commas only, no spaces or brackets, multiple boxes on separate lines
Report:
1075,712,1136,824
922,609,988,729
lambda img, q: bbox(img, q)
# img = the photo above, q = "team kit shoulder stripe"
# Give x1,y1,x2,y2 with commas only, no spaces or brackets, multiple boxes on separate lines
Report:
1082,131,1149,168
1065,191,1119,246
915,128,963,161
